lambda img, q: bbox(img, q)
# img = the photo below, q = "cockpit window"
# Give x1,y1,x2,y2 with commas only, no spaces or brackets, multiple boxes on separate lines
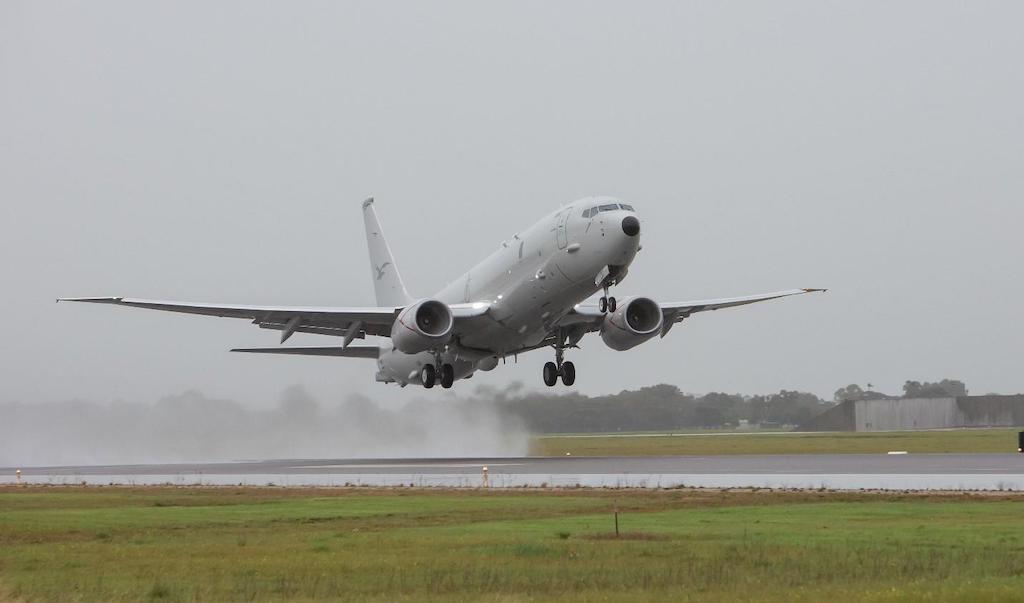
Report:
585,203,633,217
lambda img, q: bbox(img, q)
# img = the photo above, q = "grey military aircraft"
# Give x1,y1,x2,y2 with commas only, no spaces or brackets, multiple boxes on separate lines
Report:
60,197,823,389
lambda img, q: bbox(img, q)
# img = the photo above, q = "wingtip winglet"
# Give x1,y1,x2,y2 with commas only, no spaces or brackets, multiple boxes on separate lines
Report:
55,296,125,304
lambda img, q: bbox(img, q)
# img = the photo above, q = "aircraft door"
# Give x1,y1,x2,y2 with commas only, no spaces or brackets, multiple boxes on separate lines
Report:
556,211,569,249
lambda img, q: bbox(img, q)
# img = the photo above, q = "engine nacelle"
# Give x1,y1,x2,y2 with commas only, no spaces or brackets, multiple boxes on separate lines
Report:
391,299,454,354
600,296,664,351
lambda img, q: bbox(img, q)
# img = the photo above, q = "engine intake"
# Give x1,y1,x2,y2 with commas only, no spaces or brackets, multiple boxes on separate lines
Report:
391,299,453,353
600,296,664,351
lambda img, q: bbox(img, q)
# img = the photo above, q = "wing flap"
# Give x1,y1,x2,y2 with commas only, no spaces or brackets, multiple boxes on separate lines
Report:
230,345,379,358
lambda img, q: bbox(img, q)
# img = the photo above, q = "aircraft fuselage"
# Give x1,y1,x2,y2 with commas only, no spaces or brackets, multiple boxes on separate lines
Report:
375,196,640,385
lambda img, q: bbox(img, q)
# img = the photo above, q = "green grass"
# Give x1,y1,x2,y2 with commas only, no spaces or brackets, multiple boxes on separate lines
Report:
2,487,1024,601
532,428,1021,456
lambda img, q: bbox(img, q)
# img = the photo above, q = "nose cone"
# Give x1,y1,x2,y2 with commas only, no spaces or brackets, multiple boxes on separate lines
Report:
621,215,640,237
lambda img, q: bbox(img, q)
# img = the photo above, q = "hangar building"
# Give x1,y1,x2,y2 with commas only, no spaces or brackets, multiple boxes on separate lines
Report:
798,394,1024,432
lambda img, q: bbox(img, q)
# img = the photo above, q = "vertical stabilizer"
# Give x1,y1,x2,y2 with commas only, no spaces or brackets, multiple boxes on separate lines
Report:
362,198,413,307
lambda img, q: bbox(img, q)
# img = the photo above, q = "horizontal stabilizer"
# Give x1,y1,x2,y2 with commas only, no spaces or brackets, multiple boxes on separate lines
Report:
230,345,379,359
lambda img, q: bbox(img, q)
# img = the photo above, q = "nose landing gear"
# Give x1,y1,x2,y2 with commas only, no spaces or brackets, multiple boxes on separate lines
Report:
598,282,616,313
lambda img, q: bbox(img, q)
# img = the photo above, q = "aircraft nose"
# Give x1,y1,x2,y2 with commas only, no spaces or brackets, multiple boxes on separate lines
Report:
621,215,640,237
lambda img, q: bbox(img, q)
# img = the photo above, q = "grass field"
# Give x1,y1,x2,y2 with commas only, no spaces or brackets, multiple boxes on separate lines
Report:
3,486,1024,601
532,427,1022,456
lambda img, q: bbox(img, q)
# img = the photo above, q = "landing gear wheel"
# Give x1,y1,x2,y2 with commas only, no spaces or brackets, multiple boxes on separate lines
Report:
421,364,436,389
560,361,576,386
608,297,617,312
440,363,455,389
543,361,558,387
599,297,608,313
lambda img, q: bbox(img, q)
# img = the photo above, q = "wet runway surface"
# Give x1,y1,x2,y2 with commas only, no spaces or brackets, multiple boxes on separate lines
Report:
4,454,1023,490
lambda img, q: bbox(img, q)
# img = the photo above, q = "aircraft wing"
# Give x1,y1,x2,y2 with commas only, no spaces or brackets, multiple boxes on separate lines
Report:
562,288,825,337
56,297,401,341
658,288,826,318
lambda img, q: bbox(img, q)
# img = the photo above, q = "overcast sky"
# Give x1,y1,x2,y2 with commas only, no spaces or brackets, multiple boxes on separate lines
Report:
2,1,1022,407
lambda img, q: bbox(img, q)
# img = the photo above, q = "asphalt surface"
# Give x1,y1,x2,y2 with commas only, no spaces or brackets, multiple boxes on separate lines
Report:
4,453,1023,477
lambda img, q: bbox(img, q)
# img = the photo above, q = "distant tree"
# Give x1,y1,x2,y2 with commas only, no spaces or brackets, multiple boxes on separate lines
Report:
833,383,890,402
833,383,864,402
759,390,824,426
691,404,726,428
940,379,968,396
698,392,746,424
902,379,968,398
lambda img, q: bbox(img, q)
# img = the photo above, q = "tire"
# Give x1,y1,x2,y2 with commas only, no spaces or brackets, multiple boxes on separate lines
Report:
543,361,558,387
599,297,607,313
560,361,576,386
608,297,617,312
440,364,455,389
421,364,436,388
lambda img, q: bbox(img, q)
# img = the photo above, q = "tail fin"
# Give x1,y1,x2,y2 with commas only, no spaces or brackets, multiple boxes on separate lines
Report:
362,197,413,307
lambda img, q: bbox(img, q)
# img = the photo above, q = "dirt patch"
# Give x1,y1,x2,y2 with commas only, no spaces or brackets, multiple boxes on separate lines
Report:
0,580,25,603
580,531,671,541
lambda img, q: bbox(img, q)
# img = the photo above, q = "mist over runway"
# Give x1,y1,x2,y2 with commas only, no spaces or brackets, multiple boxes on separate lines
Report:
5,454,1023,491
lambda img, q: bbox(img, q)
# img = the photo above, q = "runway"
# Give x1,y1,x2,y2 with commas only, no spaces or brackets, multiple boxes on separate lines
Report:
4,454,1024,490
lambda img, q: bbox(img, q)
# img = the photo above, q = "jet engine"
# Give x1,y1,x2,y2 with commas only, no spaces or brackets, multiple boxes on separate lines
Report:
391,299,454,354
599,296,664,351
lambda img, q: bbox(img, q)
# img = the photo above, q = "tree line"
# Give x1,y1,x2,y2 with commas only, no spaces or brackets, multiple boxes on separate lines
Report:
475,378,971,433
478,384,828,433
832,379,967,402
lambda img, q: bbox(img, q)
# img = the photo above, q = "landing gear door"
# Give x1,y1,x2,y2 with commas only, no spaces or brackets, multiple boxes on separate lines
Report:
556,210,569,249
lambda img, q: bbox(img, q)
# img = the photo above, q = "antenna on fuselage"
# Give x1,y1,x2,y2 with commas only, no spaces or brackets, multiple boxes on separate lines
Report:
362,197,414,307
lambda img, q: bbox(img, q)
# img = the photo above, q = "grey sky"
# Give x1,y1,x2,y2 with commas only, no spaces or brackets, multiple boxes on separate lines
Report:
2,1,1022,407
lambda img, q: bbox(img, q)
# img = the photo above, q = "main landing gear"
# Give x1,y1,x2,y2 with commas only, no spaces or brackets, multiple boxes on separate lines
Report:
543,330,576,387
421,351,455,389
421,363,455,388
543,360,575,387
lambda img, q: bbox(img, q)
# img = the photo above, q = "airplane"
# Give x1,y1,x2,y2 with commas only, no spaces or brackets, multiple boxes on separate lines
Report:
59,197,824,389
